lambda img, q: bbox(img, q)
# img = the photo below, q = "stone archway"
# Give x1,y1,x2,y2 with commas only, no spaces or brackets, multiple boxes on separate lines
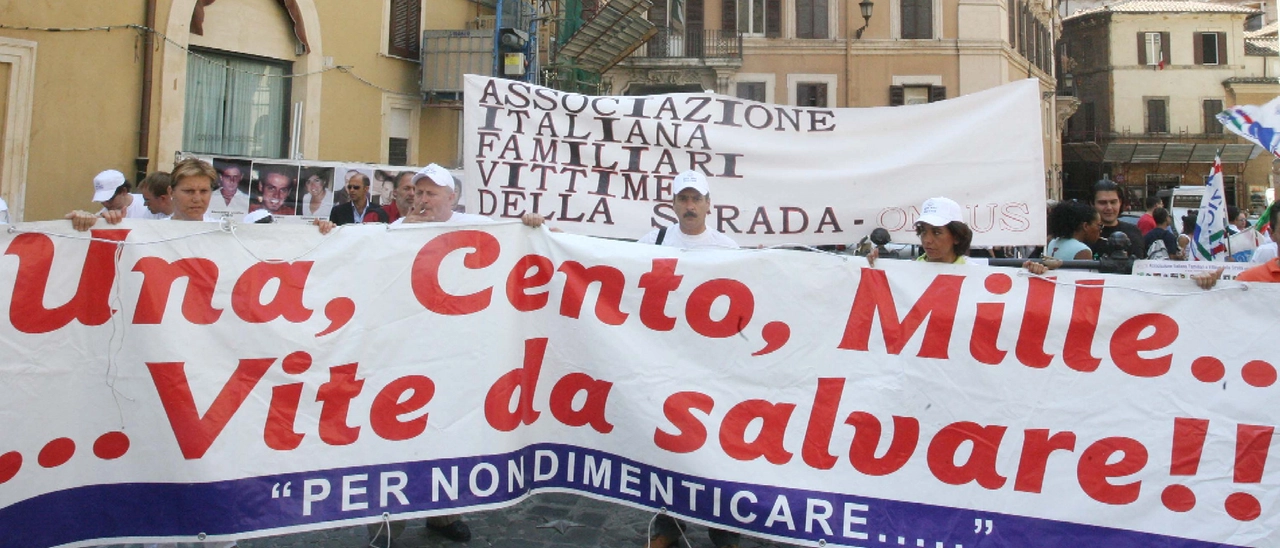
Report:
156,0,323,168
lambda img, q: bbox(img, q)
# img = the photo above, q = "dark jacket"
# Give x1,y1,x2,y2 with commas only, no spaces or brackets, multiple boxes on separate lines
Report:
329,200,388,225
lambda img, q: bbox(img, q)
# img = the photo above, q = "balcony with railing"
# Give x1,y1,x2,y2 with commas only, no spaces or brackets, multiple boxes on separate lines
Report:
630,27,743,61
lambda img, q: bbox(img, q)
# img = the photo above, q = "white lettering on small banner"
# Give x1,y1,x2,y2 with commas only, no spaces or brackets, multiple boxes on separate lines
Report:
463,75,1048,247
1133,260,1254,280
0,220,1274,548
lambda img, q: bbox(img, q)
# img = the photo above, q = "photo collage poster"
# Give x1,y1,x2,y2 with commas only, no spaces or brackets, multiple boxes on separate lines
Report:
184,154,463,223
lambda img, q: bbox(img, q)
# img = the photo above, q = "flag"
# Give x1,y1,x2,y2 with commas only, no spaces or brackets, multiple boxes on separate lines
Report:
1229,228,1258,262
1157,49,1165,70
1191,156,1229,261
1254,203,1272,242
1215,96,1280,159
669,0,685,25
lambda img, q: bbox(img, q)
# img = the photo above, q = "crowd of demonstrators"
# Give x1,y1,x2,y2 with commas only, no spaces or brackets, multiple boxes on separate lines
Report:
1143,207,1183,260
45,159,1280,548
1045,200,1100,261
1089,179,1146,259
1235,201,1280,282
65,169,167,229
1136,195,1161,235
380,171,415,223
138,171,174,217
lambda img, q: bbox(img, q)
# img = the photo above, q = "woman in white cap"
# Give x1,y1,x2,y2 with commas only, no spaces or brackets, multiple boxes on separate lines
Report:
912,196,972,264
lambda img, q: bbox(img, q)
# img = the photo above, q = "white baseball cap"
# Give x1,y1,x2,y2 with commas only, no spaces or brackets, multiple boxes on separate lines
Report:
672,170,709,196
411,164,454,189
92,170,127,202
916,197,964,227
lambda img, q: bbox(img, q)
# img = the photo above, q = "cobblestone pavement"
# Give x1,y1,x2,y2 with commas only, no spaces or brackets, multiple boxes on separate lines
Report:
108,494,797,548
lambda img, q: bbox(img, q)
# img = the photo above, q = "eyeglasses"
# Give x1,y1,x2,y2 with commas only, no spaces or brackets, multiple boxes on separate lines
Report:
346,185,363,190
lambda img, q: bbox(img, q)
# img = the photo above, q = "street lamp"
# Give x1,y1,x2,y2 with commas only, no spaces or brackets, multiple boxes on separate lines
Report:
1062,72,1075,96
856,0,874,39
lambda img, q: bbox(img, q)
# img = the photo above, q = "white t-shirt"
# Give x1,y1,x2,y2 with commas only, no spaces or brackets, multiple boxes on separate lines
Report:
637,224,739,250
390,211,496,227
1253,241,1278,264
101,193,167,220
210,190,251,215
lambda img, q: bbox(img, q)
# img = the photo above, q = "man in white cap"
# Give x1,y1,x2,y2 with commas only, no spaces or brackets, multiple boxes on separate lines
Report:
67,169,166,227
637,170,738,250
395,163,544,227
641,169,739,548
375,163,541,547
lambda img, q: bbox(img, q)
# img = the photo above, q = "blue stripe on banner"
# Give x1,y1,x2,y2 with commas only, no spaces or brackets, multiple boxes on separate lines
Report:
0,443,1243,548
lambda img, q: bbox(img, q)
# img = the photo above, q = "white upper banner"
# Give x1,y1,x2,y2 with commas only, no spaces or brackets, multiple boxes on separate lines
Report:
0,220,1275,548
463,75,1048,247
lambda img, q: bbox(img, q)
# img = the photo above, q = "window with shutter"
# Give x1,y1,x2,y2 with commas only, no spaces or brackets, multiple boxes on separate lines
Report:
722,0,738,32
796,0,829,38
929,86,946,102
739,0,774,35
890,85,905,106
1146,99,1167,133
765,0,782,37
797,83,828,107
389,138,409,166
901,0,933,39
737,82,767,102
388,0,421,59
1140,32,1162,66
1200,33,1219,65
1204,99,1224,134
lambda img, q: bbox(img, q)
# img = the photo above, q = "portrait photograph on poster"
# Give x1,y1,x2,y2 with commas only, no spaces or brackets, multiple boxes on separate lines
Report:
250,162,300,217
298,165,335,219
209,158,252,215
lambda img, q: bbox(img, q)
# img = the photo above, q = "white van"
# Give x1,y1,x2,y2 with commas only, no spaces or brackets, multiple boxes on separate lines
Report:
1156,186,1205,234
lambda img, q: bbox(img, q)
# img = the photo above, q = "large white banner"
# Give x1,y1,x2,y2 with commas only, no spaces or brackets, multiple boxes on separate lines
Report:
463,75,1048,247
0,220,1275,548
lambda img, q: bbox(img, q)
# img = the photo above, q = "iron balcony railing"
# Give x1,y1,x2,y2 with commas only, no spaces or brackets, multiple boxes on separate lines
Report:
633,27,742,59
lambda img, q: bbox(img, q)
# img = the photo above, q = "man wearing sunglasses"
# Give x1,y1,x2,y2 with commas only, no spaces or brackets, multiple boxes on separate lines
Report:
329,170,388,225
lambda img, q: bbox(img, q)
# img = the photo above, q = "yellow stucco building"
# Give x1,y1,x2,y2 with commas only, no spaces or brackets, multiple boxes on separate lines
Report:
0,0,489,222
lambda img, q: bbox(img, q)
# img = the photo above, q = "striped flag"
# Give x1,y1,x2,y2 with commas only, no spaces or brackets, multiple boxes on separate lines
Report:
1254,202,1272,241
1191,156,1229,261
1215,96,1280,159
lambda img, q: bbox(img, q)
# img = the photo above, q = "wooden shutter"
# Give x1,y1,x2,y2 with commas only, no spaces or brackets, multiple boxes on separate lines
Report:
814,0,829,39
649,0,667,25
722,0,738,32
687,0,705,28
797,0,814,38
765,0,782,37
1204,99,1224,133
929,85,946,102
1194,32,1204,64
902,0,916,38
1137,32,1146,65
388,0,421,59
1217,32,1228,64
687,0,705,56
1160,32,1170,65
1148,99,1167,133
890,85,905,106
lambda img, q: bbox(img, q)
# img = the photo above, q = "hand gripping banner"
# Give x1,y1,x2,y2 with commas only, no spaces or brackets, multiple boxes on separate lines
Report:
0,220,1274,547
463,75,1048,248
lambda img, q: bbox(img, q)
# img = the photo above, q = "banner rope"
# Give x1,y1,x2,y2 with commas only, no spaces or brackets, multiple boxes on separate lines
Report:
1017,270,1252,296
368,513,392,548
645,508,695,548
